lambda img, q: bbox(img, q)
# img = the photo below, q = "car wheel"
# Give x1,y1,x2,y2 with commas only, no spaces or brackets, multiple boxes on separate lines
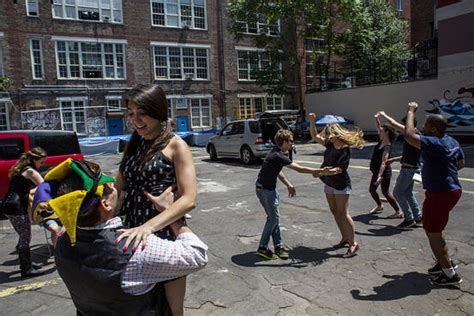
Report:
241,146,255,165
208,144,218,161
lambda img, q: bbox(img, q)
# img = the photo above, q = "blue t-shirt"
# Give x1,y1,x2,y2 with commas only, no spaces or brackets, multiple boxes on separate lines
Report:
256,147,292,190
420,134,464,192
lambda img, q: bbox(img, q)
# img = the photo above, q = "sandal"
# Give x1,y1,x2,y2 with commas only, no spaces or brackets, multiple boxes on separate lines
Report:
369,205,384,214
333,240,349,249
343,243,360,258
387,212,403,219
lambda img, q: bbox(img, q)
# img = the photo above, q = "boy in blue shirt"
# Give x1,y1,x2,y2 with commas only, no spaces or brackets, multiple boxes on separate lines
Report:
255,129,338,260
404,102,465,286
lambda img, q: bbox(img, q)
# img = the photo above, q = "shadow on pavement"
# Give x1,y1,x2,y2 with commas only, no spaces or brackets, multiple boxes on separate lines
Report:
0,266,57,284
201,158,262,169
350,272,434,301
231,246,337,268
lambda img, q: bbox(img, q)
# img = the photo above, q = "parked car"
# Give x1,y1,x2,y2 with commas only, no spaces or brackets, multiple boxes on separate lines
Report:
0,130,84,201
206,117,288,165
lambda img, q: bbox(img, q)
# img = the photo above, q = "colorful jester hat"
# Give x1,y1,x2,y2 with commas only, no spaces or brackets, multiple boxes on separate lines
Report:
43,158,115,245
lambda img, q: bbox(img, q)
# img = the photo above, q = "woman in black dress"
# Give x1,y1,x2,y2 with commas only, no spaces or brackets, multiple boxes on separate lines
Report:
3,147,46,277
115,84,197,316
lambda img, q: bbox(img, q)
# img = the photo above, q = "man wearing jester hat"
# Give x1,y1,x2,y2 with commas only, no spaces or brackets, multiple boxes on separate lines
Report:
34,159,208,315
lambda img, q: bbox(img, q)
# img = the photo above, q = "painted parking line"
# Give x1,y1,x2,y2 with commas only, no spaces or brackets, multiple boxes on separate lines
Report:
0,278,61,298
294,160,474,183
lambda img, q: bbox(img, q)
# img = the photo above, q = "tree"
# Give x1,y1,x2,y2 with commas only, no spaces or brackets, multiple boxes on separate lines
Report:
228,0,358,116
0,76,12,91
338,0,411,85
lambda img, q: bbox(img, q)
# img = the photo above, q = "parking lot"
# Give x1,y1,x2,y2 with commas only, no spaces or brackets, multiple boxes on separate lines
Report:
1,141,473,315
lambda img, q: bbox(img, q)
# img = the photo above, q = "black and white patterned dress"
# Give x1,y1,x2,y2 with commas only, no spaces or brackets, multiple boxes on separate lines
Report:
121,138,176,239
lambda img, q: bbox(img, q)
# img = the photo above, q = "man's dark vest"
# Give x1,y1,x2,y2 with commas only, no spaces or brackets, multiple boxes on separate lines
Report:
55,227,168,316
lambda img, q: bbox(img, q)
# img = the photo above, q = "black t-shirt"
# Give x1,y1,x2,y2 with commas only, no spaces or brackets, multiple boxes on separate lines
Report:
320,142,351,190
256,147,292,190
369,141,392,176
401,139,421,166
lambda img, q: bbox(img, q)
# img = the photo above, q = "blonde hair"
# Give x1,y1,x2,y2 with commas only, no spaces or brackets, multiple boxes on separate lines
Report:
8,147,47,179
274,129,293,147
321,124,365,149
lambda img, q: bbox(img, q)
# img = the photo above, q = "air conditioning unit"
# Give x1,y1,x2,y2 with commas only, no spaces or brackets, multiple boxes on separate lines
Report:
184,73,194,80
175,98,188,109
182,20,192,29
103,15,110,23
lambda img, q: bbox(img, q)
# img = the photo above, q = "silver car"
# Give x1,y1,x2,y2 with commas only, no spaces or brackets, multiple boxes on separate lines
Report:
206,118,288,164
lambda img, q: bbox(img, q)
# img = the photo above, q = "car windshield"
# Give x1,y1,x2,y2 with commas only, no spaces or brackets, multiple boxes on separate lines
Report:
29,133,81,156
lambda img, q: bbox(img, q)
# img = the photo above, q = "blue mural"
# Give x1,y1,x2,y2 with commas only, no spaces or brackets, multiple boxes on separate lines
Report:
427,87,474,127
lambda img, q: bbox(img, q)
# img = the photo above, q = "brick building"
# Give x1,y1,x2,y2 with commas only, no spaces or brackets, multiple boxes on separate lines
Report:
0,0,430,135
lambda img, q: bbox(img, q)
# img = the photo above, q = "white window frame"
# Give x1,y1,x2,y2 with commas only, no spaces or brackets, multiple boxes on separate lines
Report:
53,37,127,80
237,94,284,113
190,97,211,128
58,97,88,133
105,95,123,111
30,38,44,80
0,36,5,77
397,0,403,12
237,16,280,36
236,48,280,82
152,42,210,81
52,0,123,24
26,0,39,17
150,0,207,30
0,99,11,130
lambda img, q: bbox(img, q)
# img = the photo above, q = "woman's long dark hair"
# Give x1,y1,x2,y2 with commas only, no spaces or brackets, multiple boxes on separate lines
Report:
120,84,174,172
8,147,47,179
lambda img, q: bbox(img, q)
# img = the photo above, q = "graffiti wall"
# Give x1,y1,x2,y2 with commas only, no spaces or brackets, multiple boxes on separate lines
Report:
21,109,61,130
427,87,474,127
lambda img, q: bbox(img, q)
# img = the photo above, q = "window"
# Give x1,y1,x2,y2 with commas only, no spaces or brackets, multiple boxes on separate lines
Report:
266,97,283,110
106,96,122,110
239,98,253,119
190,98,211,128
237,15,280,36
58,98,87,133
55,40,126,79
30,39,44,79
238,96,282,118
0,41,4,77
153,45,209,80
52,0,123,23
151,0,206,30
0,138,24,160
397,0,403,12
26,0,39,16
237,50,278,81
0,100,10,131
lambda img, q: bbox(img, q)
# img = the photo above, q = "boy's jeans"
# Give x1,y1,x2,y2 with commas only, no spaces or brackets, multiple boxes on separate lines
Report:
393,168,422,221
256,187,282,249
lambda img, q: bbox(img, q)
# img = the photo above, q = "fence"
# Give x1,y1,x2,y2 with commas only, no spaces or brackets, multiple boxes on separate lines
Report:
307,38,438,92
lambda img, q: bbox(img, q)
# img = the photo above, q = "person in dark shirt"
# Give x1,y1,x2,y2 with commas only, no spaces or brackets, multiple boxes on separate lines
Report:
404,102,464,286
2,147,47,278
368,113,400,217
255,129,334,260
309,113,366,258
378,111,423,229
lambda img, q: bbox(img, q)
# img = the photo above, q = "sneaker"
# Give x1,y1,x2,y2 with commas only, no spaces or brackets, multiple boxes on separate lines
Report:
396,219,416,230
275,246,290,260
428,260,459,275
430,271,462,286
256,247,277,260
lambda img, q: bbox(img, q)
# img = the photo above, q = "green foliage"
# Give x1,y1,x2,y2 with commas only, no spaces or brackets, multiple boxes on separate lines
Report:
338,0,411,84
0,76,12,91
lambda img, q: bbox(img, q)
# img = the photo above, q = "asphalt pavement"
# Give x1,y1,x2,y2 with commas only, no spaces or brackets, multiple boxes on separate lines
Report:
1,142,473,315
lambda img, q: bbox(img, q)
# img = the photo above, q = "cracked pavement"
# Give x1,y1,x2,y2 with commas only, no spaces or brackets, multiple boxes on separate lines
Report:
1,143,473,315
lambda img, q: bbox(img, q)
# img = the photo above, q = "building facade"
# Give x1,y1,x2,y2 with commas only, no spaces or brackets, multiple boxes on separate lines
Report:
0,0,423,135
